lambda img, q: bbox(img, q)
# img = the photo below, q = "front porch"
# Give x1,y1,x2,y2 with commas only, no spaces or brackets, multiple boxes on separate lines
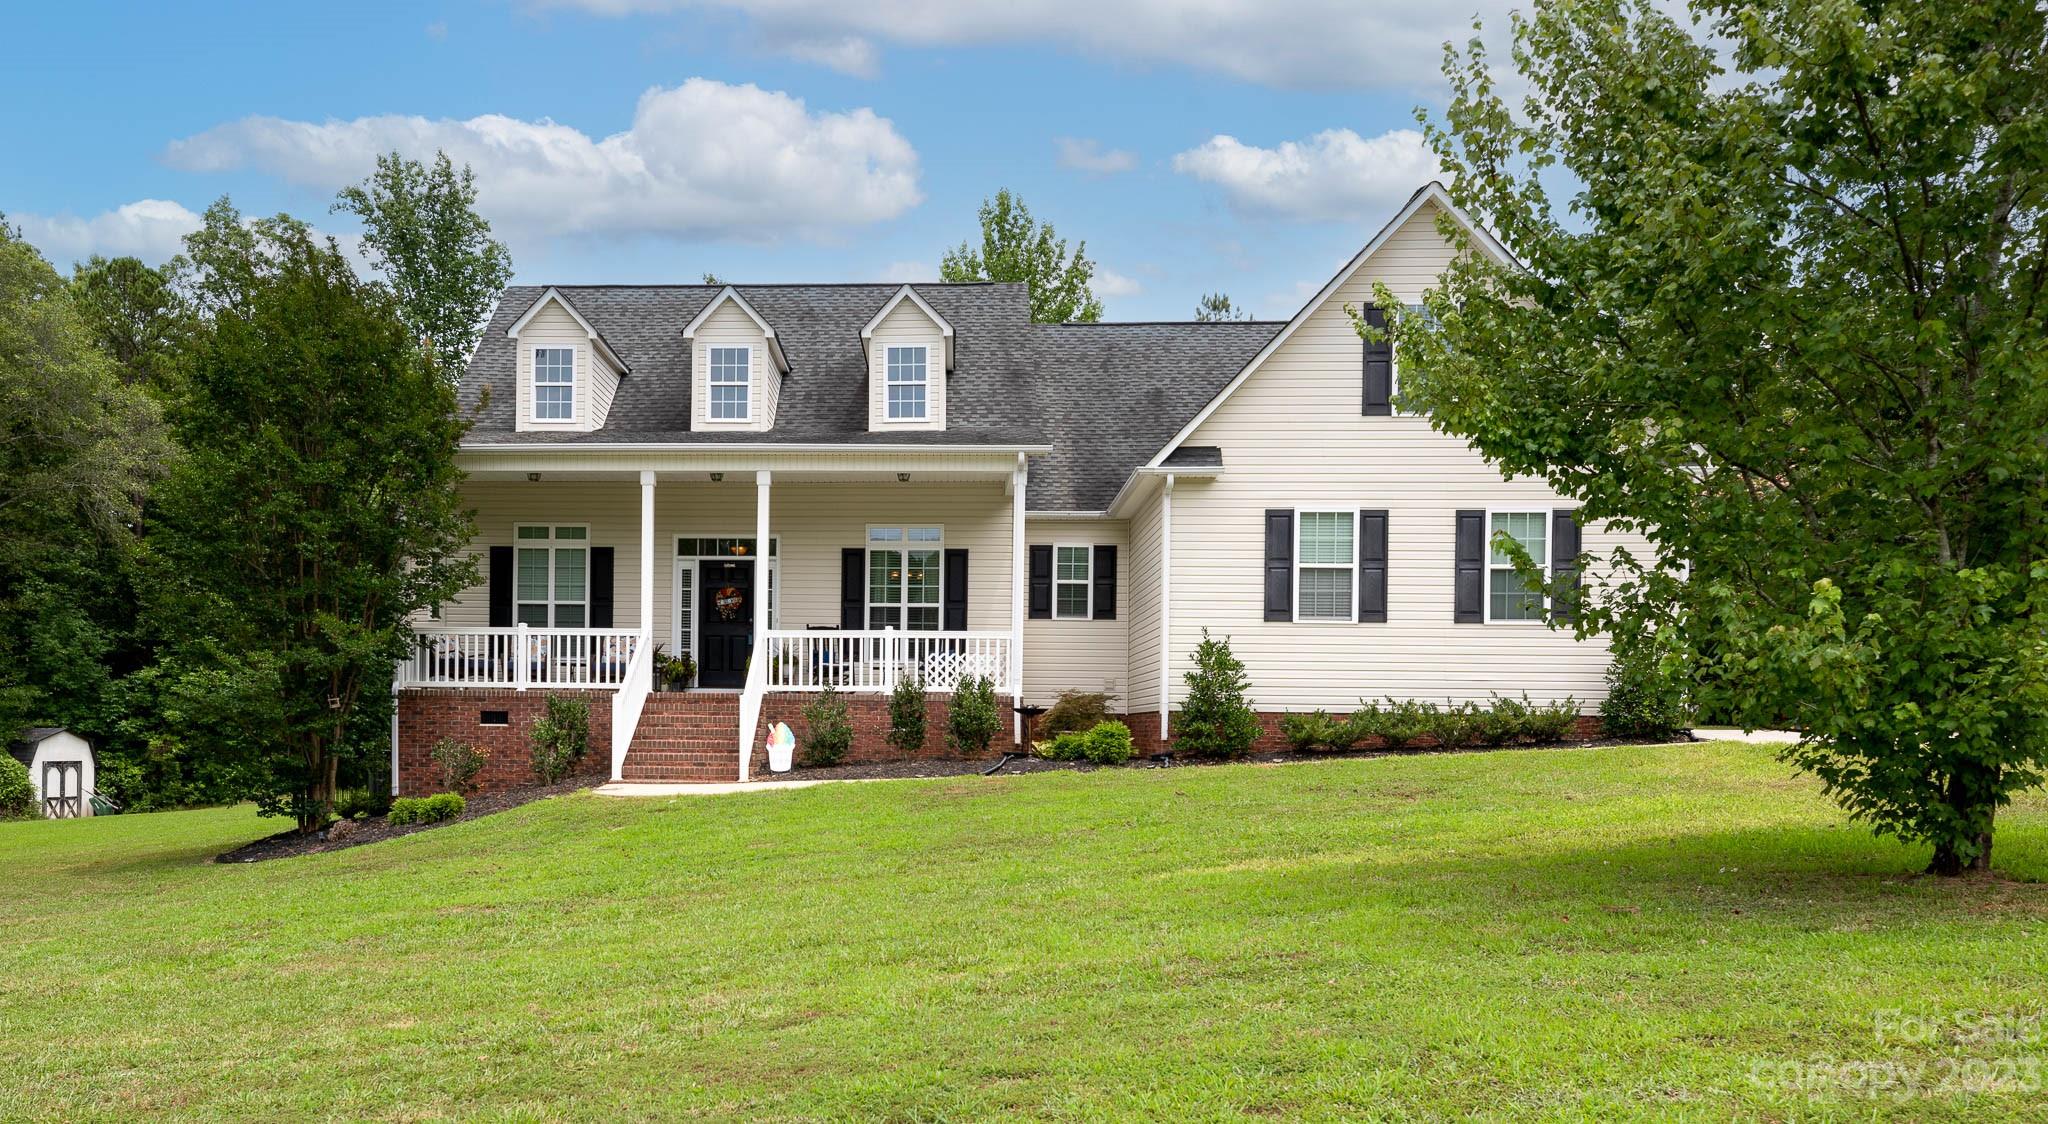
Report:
394,448,1034,788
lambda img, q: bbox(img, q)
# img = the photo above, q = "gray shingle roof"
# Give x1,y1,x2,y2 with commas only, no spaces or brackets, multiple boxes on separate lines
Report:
461,285,1281,511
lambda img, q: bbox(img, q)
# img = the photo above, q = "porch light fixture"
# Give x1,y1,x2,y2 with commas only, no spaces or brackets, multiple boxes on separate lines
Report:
729,543,748,556
710,472,725,482
527,472,541,482
897,472,911,482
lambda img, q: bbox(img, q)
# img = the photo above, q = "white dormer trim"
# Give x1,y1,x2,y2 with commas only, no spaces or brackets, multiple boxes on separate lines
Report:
683,287,790,373
505,287,629,374
862,285,955,372
1145,181,1514,467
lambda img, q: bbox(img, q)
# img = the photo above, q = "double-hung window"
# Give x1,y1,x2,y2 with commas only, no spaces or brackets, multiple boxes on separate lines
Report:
1054,545,1091,619
515,525,588,627
1390,303,1438,404
533,347,575,421
1295,510,1356,622
708,346,749,420
1488,511,1548,621
886,346,928,420
867,525,942,631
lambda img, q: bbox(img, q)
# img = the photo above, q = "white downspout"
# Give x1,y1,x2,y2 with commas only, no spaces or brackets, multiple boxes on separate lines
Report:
1158,473,1174,744
389,676,402,797
1011,452,1028,744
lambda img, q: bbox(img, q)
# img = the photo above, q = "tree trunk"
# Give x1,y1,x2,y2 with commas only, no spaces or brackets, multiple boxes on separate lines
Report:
1927,805,1996,876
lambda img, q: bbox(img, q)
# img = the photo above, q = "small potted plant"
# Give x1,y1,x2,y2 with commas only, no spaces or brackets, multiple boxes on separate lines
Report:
650,645,696,692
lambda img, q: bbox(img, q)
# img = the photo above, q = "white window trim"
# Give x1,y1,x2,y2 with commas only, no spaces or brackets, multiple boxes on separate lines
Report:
865,524,945,631
883,344,931,423
513,523,591,628
1052,543,1093,620
1483,507,1550,625
1292,508,1358,624
1388,303,1434,412
531,345,577,423
706,345,752,422
673,533,780,687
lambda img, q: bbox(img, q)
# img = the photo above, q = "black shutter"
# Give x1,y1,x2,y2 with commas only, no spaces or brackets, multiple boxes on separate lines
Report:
840,548,865,630
589,547,615,628
1454,510,1484,623
1028,545,1053,619
1362,303,1393,416
488,546,514,627
1092,545,1117,621
1550,510,1582,624
1264,509,1294,621
943,549,969,631
1358,510,1388,623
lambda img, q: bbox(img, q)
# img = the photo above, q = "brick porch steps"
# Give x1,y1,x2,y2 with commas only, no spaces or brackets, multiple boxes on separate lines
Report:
619,692,744,783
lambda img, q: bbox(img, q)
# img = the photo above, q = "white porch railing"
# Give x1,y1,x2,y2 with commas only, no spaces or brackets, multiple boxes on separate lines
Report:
399,625,644,690
758,629,1013,694
609,635,655,780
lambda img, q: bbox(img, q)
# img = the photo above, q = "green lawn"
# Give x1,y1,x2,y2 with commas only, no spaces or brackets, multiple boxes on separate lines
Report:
3,742,2046,1121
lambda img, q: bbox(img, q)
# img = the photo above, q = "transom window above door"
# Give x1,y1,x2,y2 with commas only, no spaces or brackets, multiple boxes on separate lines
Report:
533,347,574,420
515,524,587,627
867,525,942,631
886,346,928,420
708,346,749,420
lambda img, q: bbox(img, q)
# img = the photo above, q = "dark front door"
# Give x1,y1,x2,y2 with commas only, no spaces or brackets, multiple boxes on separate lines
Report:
697,559,754,688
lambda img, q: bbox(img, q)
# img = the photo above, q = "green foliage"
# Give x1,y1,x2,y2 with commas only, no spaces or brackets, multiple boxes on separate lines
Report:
650,645,695,688
1473,694,1530,747
887,675,927,756
332,786,389,820
799,686,853,768
529,696,590,784
940,189,1104,322
1601,632,1691,741
386,791,464,826
431,738,487,795
946,674,1003,755
1035,731,1089,762
1193,292,1247,322
144,204,477,830
332,151,513,379
68,255,189,390
1038,690,1115,739
0,755,32,819
1174,630,1261,759
1423,701,1485,752
1080,721,1135,766
1523,696,1583,744
1281,710,1351,753
1364,698,1433,750
1403,0,2048,873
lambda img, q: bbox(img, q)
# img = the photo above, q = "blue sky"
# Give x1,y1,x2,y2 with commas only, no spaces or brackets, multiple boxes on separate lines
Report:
3,1,1517,321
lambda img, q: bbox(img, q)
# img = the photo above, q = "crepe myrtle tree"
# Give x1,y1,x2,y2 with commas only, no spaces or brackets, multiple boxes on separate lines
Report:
1376,0,2048,874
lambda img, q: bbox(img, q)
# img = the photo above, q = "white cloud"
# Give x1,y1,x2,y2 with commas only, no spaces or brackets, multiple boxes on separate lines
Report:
161,78,922,243
425,20,448,40
13,199,203,265
878,259,934,282
777,34,880,78
1093,267,1141,298
1055,137,1137,175
539,1,1523,90
1171,128,1441,222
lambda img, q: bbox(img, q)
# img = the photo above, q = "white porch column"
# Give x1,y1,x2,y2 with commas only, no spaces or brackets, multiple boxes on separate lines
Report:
639,470,655,642
745,469,771,783
1159,473,1175,743
1011,453,1027,743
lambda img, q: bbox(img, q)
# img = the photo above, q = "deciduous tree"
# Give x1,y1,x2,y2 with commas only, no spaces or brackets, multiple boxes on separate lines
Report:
941,189,1104,322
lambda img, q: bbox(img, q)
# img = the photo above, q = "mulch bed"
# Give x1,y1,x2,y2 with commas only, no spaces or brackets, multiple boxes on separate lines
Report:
215,774,601,864
759,732,1698,783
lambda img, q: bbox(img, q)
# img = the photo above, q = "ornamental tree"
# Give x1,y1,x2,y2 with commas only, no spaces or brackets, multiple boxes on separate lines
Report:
1393,0,2048,874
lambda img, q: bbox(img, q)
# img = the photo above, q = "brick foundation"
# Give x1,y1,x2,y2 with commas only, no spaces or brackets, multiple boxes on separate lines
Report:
750,691,1018,773
396,688,612,795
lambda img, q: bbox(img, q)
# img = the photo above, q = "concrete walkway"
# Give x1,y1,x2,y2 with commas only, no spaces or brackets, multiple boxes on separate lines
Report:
1691,727,1799,744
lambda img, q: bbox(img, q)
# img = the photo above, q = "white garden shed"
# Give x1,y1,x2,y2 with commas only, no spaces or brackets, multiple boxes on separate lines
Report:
9,728,95,818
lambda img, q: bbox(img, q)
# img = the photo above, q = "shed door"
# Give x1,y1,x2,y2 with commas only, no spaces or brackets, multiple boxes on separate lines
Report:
42,761,82,818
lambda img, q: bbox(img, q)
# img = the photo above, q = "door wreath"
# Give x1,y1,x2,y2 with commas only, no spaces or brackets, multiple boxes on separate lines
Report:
713,586,745,620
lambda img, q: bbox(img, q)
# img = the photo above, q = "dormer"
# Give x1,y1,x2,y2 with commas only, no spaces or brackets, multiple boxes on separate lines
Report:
862,285,953,432
683,287,790,432
506,288,629,433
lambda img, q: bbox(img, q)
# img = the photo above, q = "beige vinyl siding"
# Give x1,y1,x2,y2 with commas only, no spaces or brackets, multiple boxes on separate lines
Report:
1123,486,1164,714
437,479,1017,652
693,301,771,432
1168,200,1652,712
513,301,619,432
1022,518,1128,704
867,299,947,431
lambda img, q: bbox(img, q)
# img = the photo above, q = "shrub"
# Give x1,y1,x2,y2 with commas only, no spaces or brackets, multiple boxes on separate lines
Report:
1039,690,1116,739
1037,731,1089,761
1371,698,1435,750
332,786,389,820
1525,695,1582,743
432,738,487,794
1082,721,1135,765
1601,632,1690,740
1175,629,1261,758
0,756,32,819
1475,694,1531,746
948,674,1004,755
530,695,590,784
1281,709,1344,752
887,674,928,756
1425,700,1485,750
799,686,854,767
387,792,465,825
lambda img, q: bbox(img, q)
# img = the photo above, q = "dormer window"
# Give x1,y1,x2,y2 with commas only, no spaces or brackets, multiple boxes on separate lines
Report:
886,346,928,420
708,346,750,420
534,347,575,421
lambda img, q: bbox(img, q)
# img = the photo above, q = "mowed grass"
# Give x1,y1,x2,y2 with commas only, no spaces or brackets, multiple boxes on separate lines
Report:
3,742,2047,1121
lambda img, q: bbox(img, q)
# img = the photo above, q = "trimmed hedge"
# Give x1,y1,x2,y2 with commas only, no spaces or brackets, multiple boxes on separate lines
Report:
388,792,465,826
